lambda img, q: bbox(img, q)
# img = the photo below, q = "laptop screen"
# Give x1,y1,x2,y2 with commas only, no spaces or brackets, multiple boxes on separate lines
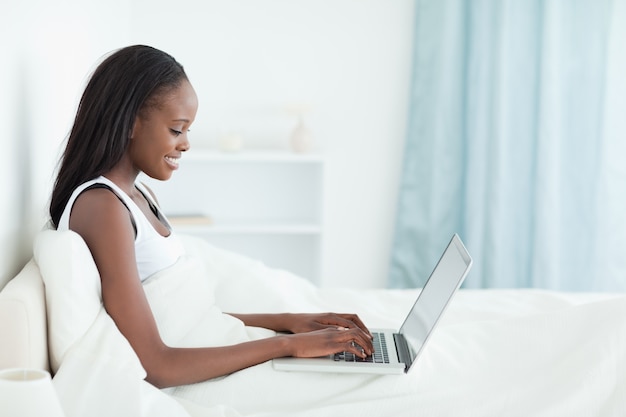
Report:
399,234,473,363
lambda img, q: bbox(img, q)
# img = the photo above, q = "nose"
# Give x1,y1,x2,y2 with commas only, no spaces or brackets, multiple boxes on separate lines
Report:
178,132,190,152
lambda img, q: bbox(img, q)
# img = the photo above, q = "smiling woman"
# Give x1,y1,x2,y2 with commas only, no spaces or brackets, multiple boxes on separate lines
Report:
47,45,375,390
49,45,193,229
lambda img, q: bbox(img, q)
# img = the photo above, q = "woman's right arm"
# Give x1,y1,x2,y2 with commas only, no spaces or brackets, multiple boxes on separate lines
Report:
69,188,370,388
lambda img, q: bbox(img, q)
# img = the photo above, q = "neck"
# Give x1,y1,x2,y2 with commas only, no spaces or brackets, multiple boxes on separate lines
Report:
103,162,140,196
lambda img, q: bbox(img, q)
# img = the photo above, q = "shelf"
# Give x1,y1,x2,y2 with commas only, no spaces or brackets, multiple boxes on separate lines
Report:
141,148,325,283
172,222,322,235
182,149,325,163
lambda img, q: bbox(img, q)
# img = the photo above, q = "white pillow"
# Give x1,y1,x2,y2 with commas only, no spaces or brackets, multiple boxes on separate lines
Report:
33,230,102,374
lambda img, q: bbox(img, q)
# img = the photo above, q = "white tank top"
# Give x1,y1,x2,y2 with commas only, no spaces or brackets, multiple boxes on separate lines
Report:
57,176,184,281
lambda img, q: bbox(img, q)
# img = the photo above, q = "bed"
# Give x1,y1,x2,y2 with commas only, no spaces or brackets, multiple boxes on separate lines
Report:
0,230,625,417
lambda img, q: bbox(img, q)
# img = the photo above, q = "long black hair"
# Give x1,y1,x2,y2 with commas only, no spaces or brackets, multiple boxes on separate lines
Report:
50,45,188,228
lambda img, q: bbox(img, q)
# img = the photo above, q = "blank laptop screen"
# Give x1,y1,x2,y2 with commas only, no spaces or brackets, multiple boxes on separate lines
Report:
399,235,472,360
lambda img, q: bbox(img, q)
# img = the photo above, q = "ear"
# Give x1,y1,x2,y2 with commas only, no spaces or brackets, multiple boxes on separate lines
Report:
129,116,141,139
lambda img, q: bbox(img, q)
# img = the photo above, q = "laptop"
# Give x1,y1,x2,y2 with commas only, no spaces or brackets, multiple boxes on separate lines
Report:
272,233,472,374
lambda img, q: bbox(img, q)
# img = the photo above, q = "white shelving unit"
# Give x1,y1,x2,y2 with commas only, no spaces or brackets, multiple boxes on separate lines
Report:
140,150,325,283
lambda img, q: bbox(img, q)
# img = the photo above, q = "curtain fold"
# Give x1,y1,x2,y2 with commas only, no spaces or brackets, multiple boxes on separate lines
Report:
390,0,626,291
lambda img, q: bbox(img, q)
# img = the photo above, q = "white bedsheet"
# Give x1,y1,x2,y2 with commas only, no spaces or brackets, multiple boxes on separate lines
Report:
43,234,626,417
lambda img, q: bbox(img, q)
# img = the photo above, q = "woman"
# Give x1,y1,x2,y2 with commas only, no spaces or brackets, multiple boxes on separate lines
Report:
49,45,374,389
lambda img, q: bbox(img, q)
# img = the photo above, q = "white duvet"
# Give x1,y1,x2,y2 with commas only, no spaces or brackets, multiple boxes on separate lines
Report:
39,233,626,417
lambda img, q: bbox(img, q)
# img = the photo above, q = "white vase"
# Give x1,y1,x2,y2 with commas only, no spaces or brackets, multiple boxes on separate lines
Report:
289,117,313,153
218,132,243,152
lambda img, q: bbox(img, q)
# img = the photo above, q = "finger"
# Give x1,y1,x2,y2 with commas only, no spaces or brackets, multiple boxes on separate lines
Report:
325,314,370,336
328,313,371,337
340,314,373,338
345,339,369,359
324,328,372,357
342,329,374,356
332,323,374,352
319,314,357,328
354,333,374,355
342,340,364,358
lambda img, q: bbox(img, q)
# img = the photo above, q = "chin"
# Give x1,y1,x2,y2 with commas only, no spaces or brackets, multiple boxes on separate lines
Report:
144,171,173,182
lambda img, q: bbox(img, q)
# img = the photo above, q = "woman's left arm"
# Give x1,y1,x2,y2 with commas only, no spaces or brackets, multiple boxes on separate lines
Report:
227,313,373,337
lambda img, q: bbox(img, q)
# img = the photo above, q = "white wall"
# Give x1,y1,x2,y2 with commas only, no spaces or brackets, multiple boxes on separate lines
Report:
0,3,27,289
1,0,413,289
0,0,131,289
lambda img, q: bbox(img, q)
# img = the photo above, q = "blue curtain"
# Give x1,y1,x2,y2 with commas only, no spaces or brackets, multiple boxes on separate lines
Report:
390,0,626,291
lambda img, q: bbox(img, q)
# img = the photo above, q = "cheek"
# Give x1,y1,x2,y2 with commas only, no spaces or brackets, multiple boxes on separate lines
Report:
128,136,155,166
130,124,174,161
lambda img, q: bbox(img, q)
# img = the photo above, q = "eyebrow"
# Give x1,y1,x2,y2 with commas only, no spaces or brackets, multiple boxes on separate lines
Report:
172,119,191,123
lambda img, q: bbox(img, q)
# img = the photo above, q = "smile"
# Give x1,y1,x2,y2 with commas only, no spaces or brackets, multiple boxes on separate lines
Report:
165,156,179,166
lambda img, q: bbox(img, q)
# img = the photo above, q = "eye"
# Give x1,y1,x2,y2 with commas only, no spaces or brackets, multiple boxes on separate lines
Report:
170,128,191,137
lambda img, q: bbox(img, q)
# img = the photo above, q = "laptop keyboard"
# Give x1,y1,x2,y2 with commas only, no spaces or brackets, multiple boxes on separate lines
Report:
333,332,390,364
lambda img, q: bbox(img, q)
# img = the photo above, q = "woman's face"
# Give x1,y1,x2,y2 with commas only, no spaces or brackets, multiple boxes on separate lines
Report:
128,80,198,181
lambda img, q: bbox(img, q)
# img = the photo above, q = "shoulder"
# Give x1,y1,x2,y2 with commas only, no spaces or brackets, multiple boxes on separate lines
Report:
69,185,141,282
69,186,135,244
71,186,129,221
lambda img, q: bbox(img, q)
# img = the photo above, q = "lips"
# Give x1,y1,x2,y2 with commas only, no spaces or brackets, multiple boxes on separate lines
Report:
165,156,180,167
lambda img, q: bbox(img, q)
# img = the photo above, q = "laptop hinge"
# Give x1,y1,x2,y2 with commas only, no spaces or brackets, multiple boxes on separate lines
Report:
394,333,413,371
